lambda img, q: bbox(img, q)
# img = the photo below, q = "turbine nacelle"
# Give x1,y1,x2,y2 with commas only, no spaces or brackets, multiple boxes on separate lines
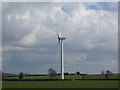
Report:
58,37,66,40
57,33,66,40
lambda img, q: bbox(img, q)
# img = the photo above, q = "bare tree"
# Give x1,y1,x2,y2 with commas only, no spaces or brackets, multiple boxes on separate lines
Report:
105,70,112,79
80,73,87,79
18,72,24,80
48,68,57,79
65,72,69,75
76,71,80,75
2,72,5,80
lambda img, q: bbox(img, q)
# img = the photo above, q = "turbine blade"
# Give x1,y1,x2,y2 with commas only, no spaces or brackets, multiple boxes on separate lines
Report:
59,32,61,37
58,39,60,46
57,33,60,46
57,34,59,39
57,33,60,47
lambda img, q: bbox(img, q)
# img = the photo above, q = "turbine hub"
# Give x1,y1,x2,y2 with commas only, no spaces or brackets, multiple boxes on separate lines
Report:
59,37,66,40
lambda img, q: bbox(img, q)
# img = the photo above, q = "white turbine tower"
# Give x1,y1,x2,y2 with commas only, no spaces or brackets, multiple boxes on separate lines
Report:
57,32,66,80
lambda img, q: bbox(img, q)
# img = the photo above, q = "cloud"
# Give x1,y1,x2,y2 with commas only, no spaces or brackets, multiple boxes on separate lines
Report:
2,2,118,74
2,45,24,51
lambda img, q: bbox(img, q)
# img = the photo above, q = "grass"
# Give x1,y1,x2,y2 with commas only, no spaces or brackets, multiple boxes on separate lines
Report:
3,74,119,88
2,74,118,88
2,80,118,88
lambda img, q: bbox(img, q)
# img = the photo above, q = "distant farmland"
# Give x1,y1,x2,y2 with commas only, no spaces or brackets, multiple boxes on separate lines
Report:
4,73,119,80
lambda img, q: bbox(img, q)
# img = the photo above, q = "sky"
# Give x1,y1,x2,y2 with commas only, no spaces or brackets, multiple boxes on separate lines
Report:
2,2,118,74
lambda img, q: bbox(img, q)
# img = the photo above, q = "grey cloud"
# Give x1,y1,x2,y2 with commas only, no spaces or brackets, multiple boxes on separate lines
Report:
2,2,118,74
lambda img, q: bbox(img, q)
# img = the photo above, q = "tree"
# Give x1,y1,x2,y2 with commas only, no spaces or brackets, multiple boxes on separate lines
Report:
76,71,80,75
64,72,69,75
105,70,112,79
48,68,57,79
2,72,5,80
80,73,87,79
18,72,24,80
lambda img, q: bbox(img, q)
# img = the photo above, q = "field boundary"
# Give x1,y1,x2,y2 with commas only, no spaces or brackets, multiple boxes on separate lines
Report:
2,79,120,81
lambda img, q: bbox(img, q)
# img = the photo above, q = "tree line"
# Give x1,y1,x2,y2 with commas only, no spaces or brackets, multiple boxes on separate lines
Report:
1,69,113,80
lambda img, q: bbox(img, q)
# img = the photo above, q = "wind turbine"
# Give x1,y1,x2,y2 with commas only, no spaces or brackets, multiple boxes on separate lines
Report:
57,32,66,80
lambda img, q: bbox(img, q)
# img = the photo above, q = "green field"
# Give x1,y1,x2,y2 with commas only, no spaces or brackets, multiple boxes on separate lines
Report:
4,74,119,79
3,74,119,88
2,80,119,88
